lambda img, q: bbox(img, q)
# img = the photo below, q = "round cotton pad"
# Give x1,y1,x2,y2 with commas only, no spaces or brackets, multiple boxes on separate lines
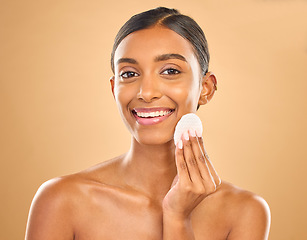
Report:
174,113,203,146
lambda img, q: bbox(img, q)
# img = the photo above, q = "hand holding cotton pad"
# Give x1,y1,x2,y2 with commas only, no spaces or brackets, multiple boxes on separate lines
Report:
174,113,203,146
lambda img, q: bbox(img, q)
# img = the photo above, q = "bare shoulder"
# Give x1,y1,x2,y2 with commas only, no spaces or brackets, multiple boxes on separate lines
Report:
25,175,81,240
218,181,270,210
217,181,271,240
26,156,123,240
29,155,124,209
29,173,87,208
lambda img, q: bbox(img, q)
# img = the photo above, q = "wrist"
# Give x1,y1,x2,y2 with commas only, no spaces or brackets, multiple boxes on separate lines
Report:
163,213,194,240
163,210,190,223
163,211,193,232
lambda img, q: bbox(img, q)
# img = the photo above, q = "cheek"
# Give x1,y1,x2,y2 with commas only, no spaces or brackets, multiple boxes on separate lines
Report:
165,81,200,109
113,84,137,132
114,84,135,108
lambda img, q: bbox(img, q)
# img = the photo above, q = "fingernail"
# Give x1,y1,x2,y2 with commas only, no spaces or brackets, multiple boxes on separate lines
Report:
178,140,183,149
183,131,189,141
196,129,202,138
189,129,196,137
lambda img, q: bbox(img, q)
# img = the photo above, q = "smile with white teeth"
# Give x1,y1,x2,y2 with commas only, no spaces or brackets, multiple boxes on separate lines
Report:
135,110,172,118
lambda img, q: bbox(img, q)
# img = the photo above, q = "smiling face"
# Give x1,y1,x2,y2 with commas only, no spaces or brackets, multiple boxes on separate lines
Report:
111,26,206,145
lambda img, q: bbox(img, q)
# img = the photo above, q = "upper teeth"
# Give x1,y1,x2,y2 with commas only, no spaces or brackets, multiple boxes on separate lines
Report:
136,110,171,118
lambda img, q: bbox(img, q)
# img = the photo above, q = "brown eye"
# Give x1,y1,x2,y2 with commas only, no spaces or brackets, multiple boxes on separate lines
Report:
120,71,139,78
161,68,181,75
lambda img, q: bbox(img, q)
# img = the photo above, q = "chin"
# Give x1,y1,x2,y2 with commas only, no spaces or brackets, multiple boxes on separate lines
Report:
134,132,174,146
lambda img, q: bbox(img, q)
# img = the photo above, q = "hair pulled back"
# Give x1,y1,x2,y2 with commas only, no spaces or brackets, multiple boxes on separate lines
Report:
111,7,210,76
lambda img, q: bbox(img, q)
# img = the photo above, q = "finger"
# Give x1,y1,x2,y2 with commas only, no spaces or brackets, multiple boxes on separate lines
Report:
175,140,191,184
181,131,204,184
197,136,221,187
189,130,216,191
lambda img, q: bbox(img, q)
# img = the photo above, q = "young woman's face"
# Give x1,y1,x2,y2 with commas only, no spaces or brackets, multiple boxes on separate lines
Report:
111,26,203,145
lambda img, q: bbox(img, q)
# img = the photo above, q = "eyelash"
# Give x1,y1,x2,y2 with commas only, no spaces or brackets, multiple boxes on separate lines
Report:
120,71,139,79
161,68,181,75
119,68,181,79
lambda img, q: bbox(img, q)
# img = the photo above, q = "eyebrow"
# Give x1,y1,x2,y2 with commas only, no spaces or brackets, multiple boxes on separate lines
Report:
154,53,187,62
116,58,138,66
116,53,187,67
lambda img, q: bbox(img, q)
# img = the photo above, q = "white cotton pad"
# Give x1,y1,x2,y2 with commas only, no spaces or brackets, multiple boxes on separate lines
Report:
174,113,203,145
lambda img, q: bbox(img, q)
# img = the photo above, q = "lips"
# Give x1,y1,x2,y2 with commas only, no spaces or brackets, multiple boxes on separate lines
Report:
132,107,174,125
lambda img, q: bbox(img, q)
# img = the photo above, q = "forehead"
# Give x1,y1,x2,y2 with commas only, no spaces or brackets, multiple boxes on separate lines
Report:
114,26,198,65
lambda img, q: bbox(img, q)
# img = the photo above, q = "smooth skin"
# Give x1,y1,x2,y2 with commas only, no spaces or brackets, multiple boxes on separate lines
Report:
25,26,271,240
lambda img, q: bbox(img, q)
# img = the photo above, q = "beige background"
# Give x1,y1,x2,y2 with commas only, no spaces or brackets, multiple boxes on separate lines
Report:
1,0,306,239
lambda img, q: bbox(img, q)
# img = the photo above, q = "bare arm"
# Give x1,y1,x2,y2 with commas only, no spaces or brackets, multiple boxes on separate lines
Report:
25,179,75,240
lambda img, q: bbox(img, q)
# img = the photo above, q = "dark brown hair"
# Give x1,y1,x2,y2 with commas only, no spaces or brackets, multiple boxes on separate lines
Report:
110,7,210,76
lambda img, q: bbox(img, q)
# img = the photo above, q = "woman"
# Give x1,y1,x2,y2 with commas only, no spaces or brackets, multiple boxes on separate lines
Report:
25,7,271,240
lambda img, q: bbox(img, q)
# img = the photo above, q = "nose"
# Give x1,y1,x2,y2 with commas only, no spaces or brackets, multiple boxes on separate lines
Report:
136,75,162,102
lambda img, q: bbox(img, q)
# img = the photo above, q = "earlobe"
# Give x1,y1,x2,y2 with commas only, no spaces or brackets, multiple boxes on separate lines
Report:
110,76,115,98
198,72,217,106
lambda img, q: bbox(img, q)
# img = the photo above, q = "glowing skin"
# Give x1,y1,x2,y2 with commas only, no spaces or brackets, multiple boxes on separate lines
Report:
25,25,270,240
111,26,205,145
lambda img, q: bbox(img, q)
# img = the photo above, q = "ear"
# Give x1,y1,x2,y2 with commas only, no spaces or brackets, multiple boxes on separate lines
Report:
198,72,217,106
110,76,115,99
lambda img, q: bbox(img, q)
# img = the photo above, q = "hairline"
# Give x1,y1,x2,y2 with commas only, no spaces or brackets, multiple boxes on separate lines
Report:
112,24,205,75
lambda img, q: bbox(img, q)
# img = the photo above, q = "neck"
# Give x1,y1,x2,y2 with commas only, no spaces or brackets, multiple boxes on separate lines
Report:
121,137,177,202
